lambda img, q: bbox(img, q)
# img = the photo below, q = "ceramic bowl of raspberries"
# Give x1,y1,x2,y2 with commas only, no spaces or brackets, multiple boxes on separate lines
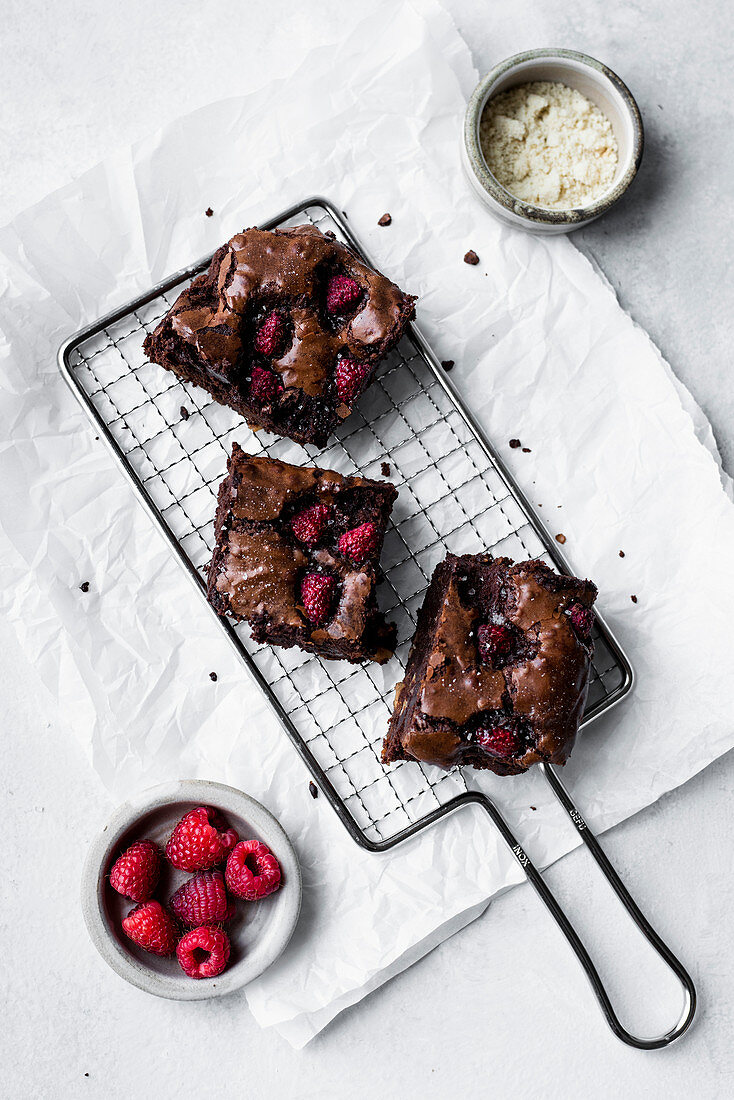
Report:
82,780,302,999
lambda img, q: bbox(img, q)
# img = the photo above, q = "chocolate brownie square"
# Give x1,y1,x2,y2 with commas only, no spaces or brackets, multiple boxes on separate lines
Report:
207,444,398,663
382,554,597,774
143,224,416,448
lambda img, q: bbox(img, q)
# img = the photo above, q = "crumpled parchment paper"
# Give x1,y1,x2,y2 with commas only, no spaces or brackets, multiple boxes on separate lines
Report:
2,0,733,1048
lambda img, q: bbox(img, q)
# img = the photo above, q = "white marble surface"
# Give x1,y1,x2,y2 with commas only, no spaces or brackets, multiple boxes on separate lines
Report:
1,1,732,1097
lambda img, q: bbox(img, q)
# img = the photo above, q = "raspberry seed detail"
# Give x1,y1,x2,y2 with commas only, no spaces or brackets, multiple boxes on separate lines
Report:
254,311,286,358
326,274,361,314
165,806,239,873
300,573,337,624
226,839,282,901
177,925,231,980
337,522,380,564
291,503,331,548
335,357,370,405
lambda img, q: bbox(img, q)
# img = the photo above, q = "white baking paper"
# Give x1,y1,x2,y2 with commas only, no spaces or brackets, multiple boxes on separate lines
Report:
2,0,734,1048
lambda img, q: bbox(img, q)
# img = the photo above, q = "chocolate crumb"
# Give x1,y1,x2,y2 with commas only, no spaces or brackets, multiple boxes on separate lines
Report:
209,671,218,681
441,359,455,372
509,438,521,449
530,806,537,811
324,230,336,240
522,447,531,453
630,594,638,604
381,462,391,477
463,250,480,266
309,781,318,799
378,212,392,226
180,405,190,421
94,436,99,441
204,207,213,218
79,581,90,593
619,550,625,558
84,1074,89,1078
555,533,566,545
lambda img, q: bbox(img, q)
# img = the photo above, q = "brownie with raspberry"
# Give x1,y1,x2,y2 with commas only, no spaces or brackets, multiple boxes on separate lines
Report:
143,224,416,448
382,554,597,774
207,444,397,663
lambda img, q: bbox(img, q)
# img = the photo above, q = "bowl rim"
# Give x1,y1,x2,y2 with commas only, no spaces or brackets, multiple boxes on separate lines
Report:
81,779,302,1001
463,47,644,226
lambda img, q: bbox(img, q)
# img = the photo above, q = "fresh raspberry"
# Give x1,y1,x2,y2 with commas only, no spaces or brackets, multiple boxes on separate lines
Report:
165,807,238,873
291,503,331,547
568,601,594,638
335,357,370,405
337,521,380,563
475,726,521,760
477,623,514,666
253,311,286,358
249,366,283,404
300,573,336,624
177,925,230,979
170,871,232,926
226,839,282,901
109,840,161,902
325,274,361,313
121,900,177,957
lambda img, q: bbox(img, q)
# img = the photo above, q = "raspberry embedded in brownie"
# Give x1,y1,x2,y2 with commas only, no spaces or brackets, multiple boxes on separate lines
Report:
382,553,597,774
207,444,398,663
143,224,416,449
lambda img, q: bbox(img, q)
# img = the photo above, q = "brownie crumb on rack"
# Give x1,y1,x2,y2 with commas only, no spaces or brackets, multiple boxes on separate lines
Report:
381,462,391,477
630,594,638,603
205,207,213,217
619,550,625,558
522,447,532,453
555,533,566,544
179,405,190,421
79,581,90,593
378,213,392,226
209,671,218,681
382,553,597,775
530,806,537,811
464,250,480,265
441,359,455,372
309,781,319,799
509,438,521,449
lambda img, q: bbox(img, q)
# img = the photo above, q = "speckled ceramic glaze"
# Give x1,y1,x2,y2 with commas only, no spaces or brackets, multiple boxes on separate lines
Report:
81,780,302,1000
462,49,644,233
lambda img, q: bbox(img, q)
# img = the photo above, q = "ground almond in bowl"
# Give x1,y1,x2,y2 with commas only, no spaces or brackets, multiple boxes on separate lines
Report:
479,81,618,210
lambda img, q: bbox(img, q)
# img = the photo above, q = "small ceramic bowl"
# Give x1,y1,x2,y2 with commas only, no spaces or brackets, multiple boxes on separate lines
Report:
462,48,644,233
82,780,302,1000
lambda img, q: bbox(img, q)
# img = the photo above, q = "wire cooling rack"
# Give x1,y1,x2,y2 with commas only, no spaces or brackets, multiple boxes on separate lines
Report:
59,196,631,851
59,198,700,1051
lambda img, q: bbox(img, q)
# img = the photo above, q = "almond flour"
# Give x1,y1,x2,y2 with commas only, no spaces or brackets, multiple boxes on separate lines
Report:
479,81,618,210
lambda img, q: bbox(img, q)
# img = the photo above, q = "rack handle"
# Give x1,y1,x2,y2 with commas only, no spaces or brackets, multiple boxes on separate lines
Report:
476,768,696,1049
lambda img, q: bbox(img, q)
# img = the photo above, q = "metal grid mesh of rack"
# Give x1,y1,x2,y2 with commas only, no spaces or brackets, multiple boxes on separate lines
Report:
61,198,631,849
